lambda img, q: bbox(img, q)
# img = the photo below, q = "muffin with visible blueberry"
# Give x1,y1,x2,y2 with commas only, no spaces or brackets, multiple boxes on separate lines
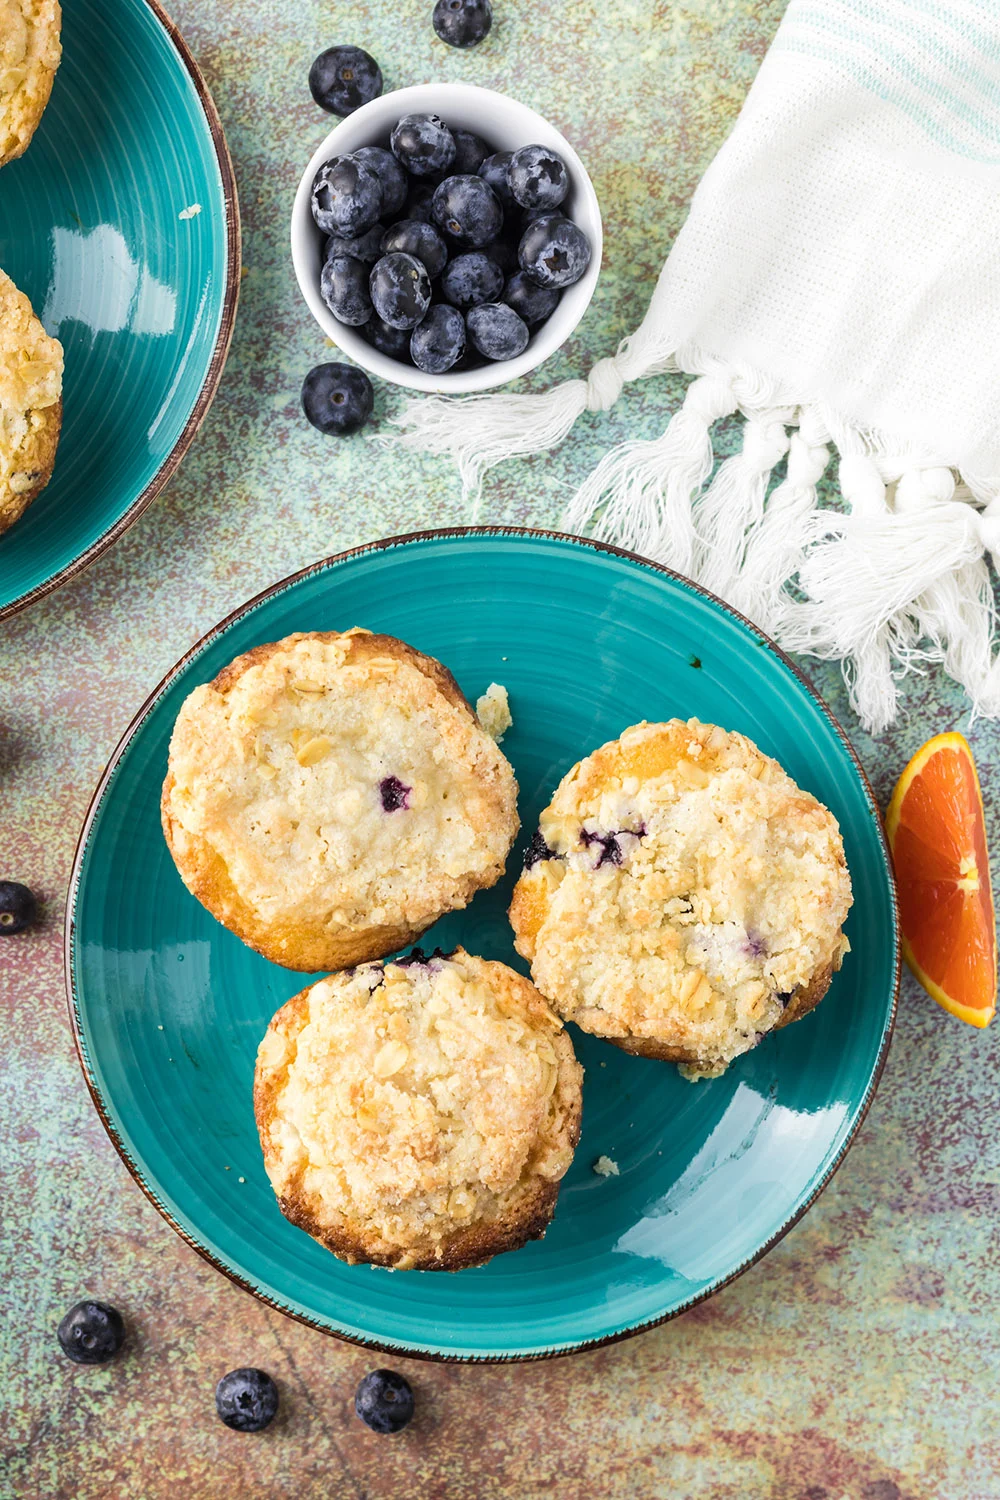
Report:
0,0,61,167
509,719,852,1079
254,948,582,1269
0,267,63,535
162,629,519,971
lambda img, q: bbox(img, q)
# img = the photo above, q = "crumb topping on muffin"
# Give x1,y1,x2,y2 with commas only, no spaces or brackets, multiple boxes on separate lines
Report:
0,0,61,167
510,719,852,1077
0,266,63,533
162,630,519,971
254,948,582,1269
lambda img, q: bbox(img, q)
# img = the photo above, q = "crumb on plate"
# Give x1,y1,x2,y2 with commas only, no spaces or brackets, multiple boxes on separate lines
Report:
476,682,512,743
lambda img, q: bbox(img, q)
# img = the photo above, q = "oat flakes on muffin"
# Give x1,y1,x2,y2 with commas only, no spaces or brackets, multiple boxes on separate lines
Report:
162,629,519,971
509,719,853,1079
254,947,583,1270
0,0,61,167
0,266,63,535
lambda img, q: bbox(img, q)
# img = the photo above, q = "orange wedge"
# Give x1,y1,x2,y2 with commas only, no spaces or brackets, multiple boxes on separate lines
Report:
886,732,996,1027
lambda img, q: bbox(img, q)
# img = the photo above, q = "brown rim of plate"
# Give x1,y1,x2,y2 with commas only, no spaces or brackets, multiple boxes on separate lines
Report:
0,0,242,623
63,526,901,1365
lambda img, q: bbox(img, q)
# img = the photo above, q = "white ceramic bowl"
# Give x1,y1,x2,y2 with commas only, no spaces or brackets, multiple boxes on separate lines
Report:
291,82,603,394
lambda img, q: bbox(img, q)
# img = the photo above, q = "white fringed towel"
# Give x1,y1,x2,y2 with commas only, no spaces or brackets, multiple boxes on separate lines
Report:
393,0,1000,733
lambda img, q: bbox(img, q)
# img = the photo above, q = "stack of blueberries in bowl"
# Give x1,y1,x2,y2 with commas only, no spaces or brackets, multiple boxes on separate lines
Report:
314,115,591,375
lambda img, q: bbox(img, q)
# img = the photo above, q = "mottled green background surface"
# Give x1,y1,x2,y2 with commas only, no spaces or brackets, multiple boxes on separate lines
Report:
3,1,999,1496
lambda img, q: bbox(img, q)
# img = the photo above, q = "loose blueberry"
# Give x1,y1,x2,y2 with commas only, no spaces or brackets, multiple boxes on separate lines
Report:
466,301,529,360
57,1300,125,1364
478,150,515,208
379,776,411,811
503,270,560,325
379,220,448,278
403,181,438,224
432,175,503,248
433,0,492,48
320,255,373,325
411,304,466,373
508,144,569,214
0,880,36,934
440,251,503,311
324,223,385,266
215,1368,279,1433
390,113,456,177
355,1369,415,1434
301,363,374,435
309,45,383,117
370,252,432,329
519,214,591,289
311,155,383,237
451,128,490,175
353,146,408,218
364,313,413,361
523,829,558,868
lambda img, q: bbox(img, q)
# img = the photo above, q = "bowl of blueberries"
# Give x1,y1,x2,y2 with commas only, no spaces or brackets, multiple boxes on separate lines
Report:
291,81,602,396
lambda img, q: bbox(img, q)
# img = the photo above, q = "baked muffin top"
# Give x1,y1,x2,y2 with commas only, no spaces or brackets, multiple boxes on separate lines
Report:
509,719,852,1077
0,266,63,534
0,0,61,167
162,629,519,971
254,948,583,1270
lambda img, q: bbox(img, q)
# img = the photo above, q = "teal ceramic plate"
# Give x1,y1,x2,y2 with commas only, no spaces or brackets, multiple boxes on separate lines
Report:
0,0,239,620
67,530,899,1361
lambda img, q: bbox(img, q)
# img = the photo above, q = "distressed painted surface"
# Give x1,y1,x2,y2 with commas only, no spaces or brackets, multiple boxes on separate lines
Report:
2,1,999,1496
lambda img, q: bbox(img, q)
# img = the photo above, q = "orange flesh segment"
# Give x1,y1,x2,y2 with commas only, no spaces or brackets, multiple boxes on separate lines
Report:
888,736,996,1026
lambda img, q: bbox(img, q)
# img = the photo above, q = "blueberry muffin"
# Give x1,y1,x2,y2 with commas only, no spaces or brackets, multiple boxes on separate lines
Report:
0,0,61,167
509,719,852,1079
0,266,63,535
162,629,519,971
254,948,583,1270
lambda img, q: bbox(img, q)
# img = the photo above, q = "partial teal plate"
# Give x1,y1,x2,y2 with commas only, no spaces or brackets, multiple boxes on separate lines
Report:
66,531,899,1361
0,0,239,620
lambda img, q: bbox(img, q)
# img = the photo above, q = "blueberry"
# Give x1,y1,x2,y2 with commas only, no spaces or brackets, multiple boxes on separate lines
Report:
523,829,558,868
440,251,503,311
451,128,490,175
478,150,515,208
215,1368,279,1433
403,181,438,224
320,255,373,325
370,252,432,329
0,880,36,935
379,220,448,278
355,1369,414,1434
503,270,560,325
411,304,466,373
311,155,383,237
364,314,413,361
519,214,591,288
309,45,383,116
466,301,529,360
432,175,503,248
379,776,411,811
301,363,374,435
324,223,385,266
390,113,456,177
508,144,569,213
433,0,492,48
57,1301,125,1364
353,146,408,217
482,235,519,277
